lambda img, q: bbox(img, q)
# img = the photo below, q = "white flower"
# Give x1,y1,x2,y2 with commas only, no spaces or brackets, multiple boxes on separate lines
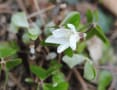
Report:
45,24,86,53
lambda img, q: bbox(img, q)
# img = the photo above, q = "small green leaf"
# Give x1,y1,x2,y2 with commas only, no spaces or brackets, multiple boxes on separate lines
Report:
64,48,73,57
53,82,69,90
77,42,86,53
11,12,29,28
62,54,85,69
0,42,18,58
98,86,105,90
84,60,96,80
52,72,65,85
0,47,16,58
86,10,93,23
87,25,109,45
30,61,61,80
43,83,53,90
95,25,109,45
86,10,98,23
86,27,95,39
6,58,22,70
60,11,80,28
43,82,69,90
28,34,38,40
30,65,47,80
47,61,62,75
93,10,99,22
77,23,86,32
98,71,112,90
43,76,68,90
28,23,41,40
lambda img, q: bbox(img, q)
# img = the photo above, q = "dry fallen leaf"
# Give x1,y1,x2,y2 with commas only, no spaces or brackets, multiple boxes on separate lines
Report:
87,36,103,63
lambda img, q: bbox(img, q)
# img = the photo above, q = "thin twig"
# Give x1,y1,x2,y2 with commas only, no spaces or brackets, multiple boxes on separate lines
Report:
16,0,27,13
66,70,73,81
27,5,55,19
0,0,12,8
0,10,12,13
33,0,45,24
58,53,62,63
9,72,25,90
73,68,88,90
0,3,12,13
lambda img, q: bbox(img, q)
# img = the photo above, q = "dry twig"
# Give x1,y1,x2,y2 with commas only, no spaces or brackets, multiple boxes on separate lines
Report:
73,68,88,90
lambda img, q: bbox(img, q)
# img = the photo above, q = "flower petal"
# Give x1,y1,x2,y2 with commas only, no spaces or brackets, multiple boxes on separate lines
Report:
67,24,76,33
45,36,69,44
69,34,80,50
52,29,68,38
57,44,69,53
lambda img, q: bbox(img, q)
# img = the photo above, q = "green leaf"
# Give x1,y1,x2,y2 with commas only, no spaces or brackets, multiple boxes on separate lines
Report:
86,27,95,39
11,12,29,28
84,60,96,80
28,23,41,40
30,61,61,80
98,86,105,90
86,10,93,23
87,25,109,45
6,58,22,70
28,34,38,41
78,23,87,32
95,25,109,45
62,54,85,69
64,48,73,57
43,83,53,90
52,72,65,85
93,10,99,22
30,65,47,80
0,42,18,58
47,61,62,75
98,71,112,90
0,47,16,58
43,82,69,90
9,41,19,51
77,42,86,53
53,82,69,90
60,11,80,28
